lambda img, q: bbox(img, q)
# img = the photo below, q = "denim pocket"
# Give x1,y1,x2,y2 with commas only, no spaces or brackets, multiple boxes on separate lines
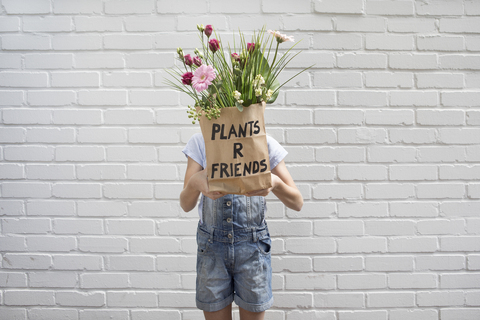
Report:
197,228,211,255
257,236,271,255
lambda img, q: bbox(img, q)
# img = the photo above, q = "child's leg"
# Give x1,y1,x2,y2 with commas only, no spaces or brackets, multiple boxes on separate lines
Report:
239,307,265,320
203,303,232,320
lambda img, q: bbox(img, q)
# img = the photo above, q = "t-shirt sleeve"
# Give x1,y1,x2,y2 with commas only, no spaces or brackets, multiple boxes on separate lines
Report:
267,135,288,169
182,133,206,169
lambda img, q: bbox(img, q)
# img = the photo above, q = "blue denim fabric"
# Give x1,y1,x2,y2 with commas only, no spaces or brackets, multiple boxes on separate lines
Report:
196,194,273,313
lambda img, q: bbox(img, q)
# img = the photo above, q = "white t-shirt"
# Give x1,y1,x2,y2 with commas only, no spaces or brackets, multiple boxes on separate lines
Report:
182,133,288,219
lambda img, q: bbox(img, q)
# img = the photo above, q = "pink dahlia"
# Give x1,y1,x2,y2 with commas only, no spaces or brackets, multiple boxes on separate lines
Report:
193,56,202,67
184,54,193,66
205,24,213,38
192,65,216,92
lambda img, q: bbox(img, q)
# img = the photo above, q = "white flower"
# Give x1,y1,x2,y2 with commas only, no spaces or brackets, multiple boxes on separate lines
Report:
266,89,273,100
233,90,241,100
267,30,294,43
255,88,262,97
252,74,265,88
238,99,244,104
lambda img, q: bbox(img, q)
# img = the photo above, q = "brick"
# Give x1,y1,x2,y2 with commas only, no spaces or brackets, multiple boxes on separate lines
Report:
337,16,385,32
0,308,26,320
442,92,480,107
263,0,310,13
104,183,154,199
315,293,364,308
389,53,438,69
0,91,24,105
52,183,102,199
366,1,414,15
338,202,388,218
75,16,122,32
286,91,335,106
80,310,129,320
313,183,363,200
107,147,156,162
52,254,102,270
441,202,480,217
56,291,105,307
51,72,100,87
289,52,335,69
338,128,386,144
104,35,153,50
418,35,465,51
466,291,480,305
366,220,415,236
2,35,51,50
75,53,125,69
53,0,103,14
29,272,77,288
315,109,363,125
265,108,312,125
105,109,155,125
316,147,365,163
314,0,364,14
441,236,480,252
78,237,127,253
287,165,334,181
77,201,127,217
56,146,105,162
0,72,48,87
417,291,464,307
77,128,126,144
366,110,414,125
417,183,465,199
417,110,465,125
157,0,207,13
366,255,414,272
106,219,155,235
52,35,102,50
389,273,437,289
0,200,25,216
441,273,480,289
154,183,184,200
338,165,387,181
468,255,480,270
339,91,387,106
0,17,20,32
2,254,52,270
27,236,76,252
338,237,387,253
416,0,463,16
390,91,438,107
272,256,312,273
313,34,362,50
25,164,75,180
0,164,24,179
130,273,181,289
103,72,152,88
441,18,480,33
337,53,388,69
27,308,78,320
107,291,157,307
130,237,181,253
284,146,315,163
390,165,437,181
338,274,386,289
1,183,52,199
0,272,27,287
268,221,312,237
286,237,335,254
107,255,155,271
367,292,414,307
440,165,480,180
314,72,362,88
440,55,480,70
0,236,26,252
466,0,480,15
23,16,72,32
390,128,437,144
157,255,195,272
53,218,103,235
26,201,75,216
286,128,336,144
77,164,126,181
366,183,415,199
365,72,413,88
389,237,438,253
3,0,50,14
3,109,51,125
286,274,335,290
105,0,154,14
441,309,480,320
467,111,480,125
5,290,55,306
25,53,73,69
417,146,466,163
390,309,438,320
366,34,414,50
387,18,436,33
283,16,332,31
78,90,127,106
126,53,174,69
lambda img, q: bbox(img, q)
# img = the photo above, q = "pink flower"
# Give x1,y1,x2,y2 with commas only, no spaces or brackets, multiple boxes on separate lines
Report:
231,53,240,61
247,42,255,53
205,24,213,37
192,65,216,92
181,72,194,85
209,39,220,53
184,54,193,66
267,30,294,43
193,56,202,67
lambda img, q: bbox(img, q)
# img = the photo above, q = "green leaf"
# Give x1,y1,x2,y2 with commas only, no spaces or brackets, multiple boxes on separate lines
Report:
235,101,244,112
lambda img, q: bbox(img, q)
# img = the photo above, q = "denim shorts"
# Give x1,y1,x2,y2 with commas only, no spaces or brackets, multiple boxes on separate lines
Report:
195,223,273,313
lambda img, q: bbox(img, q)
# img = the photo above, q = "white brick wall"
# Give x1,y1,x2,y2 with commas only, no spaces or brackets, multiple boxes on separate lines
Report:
0,0,479,319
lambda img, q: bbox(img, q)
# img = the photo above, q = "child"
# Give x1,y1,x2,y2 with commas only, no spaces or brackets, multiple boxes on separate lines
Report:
180,132,303,320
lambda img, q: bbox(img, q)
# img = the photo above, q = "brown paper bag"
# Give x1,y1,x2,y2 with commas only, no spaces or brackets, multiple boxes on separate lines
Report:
197,102,272,195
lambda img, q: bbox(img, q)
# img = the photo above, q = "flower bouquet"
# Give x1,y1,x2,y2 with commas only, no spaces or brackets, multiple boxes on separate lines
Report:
165,24,310,194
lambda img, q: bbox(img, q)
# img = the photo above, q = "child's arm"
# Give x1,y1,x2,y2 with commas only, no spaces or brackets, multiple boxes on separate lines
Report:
246,160,303,211
180,157,223,212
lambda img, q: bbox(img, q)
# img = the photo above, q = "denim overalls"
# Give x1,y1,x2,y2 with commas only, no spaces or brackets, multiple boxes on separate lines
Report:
195,194,273,313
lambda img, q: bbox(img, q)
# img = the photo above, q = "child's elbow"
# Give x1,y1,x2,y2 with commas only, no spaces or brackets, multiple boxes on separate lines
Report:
291,199,303,212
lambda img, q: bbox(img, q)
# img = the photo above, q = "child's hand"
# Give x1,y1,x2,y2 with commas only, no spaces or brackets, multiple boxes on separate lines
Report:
245,173,280,197
192,169,224,200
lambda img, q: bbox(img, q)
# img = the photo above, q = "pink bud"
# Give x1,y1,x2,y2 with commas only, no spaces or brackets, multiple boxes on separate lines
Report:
231,53,240,61
193,56,202,67
247,42,255,53
205,25,213,37
184,54,193,66
209,39,220,53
